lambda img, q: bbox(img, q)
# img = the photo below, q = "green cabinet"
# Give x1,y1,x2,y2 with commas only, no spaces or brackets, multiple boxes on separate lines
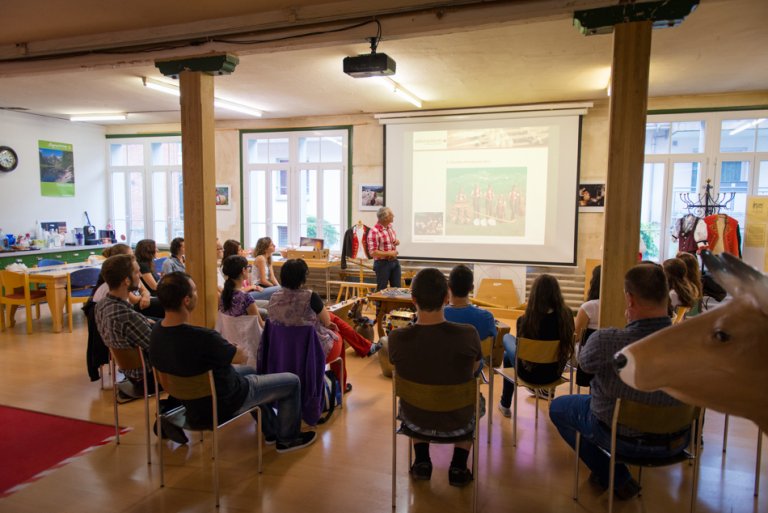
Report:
0,246,108,269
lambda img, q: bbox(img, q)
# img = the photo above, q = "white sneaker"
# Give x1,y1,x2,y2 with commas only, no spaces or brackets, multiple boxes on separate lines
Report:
498,402,511,418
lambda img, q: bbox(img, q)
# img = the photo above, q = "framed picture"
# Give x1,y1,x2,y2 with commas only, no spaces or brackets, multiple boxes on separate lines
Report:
578,181,606,212
215,184,231,210
359,184,384,211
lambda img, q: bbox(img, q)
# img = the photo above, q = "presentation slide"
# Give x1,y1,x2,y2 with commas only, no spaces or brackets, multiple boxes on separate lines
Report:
384,112,581,264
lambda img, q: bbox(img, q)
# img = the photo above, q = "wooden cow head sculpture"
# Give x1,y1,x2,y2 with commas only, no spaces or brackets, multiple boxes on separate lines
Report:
615,251,768,432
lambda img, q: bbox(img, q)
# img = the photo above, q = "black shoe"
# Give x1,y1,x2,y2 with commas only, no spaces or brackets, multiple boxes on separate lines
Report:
409,461,432,481
368,341,383,356
344,383,353,394
153,418,189,445
588,471,608,491
614,478,642,500
264,435,276,446
276,431,317,453
448,466,473,487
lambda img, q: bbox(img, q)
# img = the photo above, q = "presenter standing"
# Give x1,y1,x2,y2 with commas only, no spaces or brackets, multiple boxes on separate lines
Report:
367,207,401,291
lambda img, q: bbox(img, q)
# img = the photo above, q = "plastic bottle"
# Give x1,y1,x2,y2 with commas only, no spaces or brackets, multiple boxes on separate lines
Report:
0,228,6,250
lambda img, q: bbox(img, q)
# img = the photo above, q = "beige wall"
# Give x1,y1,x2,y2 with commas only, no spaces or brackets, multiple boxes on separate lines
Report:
107,90,768,264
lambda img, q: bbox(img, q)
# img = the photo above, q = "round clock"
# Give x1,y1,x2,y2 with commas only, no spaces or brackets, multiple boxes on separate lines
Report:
0,146,18,172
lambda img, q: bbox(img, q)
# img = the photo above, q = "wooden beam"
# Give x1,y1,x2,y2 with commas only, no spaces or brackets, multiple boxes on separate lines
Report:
178,71,218,328
599,20,652,328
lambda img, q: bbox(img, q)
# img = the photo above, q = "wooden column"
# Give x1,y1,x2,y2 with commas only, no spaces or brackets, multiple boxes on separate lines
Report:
179,71,218,328
599,20,652,328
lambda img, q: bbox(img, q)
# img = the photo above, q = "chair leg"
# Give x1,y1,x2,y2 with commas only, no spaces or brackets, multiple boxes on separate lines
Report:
0,304,5,331
723,414,729,454
213,426,219,508
487,370,493,445
257,407,263,474
756,430,763,497
143,378,151,465
111,358,120,444
25,303,33,334
392,380,397,509
534,392,539,427
573,431,581,500
608,439,616,513
512,379,518,447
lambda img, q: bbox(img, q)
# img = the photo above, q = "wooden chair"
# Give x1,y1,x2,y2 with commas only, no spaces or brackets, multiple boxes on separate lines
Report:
573,398,703,513
66,267,101,333
155,251,171,258
720,414,763,497
478,336,495,445
673,306,691,324
391,371,481,513
109,346,152,464
327,280,377,303
153,369,263,508
0,270,47,334
472,278,520,308
493,337,569,447
37,258,64,267
215,313,262,368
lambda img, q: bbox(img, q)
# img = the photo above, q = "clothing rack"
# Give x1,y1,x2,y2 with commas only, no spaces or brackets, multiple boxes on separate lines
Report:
679,179,735,217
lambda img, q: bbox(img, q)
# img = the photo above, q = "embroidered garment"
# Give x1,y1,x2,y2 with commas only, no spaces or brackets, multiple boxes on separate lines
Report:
671,214,707,253
703,213,742,258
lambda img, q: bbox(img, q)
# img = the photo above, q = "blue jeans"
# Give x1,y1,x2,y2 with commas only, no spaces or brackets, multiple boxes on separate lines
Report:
500,334,517,407
249,286,280,301
233,367,302,444
373,259,401,290
549,394,690,489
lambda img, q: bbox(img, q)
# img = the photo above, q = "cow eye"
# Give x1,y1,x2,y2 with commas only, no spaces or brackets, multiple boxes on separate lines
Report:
714,330,730,343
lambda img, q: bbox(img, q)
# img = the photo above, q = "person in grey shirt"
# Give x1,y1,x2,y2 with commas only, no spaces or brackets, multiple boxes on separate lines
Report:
161,237,186,275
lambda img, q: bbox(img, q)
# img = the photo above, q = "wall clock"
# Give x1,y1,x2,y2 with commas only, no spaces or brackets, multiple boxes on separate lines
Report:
0,146,18,172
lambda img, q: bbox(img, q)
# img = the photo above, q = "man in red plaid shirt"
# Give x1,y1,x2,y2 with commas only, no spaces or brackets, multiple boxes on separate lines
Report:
367,207,401,290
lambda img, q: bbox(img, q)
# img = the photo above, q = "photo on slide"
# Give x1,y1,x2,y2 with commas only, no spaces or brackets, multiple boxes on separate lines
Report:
414,212,444,236
445,167,527,237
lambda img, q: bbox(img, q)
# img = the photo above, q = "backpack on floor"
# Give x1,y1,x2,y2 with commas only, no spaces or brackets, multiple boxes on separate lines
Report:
317,369,342,425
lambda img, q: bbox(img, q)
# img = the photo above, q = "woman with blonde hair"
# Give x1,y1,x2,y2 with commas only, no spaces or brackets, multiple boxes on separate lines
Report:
250,237,281,300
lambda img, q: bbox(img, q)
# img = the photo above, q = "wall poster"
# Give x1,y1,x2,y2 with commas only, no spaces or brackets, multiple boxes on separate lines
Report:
39,140,74,197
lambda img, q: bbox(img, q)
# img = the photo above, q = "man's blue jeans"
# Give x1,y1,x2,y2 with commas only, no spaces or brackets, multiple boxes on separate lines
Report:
234,367,302,444
549,394,690,489
373,259,401,290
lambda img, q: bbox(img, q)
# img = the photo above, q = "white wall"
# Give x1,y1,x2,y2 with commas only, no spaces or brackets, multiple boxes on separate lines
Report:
0,110,107,238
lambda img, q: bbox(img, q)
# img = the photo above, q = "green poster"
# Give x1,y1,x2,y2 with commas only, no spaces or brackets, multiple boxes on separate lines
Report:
39,140,74,197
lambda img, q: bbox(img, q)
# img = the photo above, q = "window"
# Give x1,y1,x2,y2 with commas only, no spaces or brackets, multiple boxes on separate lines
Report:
108,136,183,245
242,129,349,252
641,111,768,261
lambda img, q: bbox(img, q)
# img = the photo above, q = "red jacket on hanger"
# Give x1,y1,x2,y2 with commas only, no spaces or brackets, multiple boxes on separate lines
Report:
703,213,742,258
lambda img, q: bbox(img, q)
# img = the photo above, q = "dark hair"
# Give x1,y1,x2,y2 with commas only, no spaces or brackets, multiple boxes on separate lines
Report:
280,259,309,289
222,239,241,260
676,252,703,299
101,254,136,289
662,258,696,308
625,263,669,305
156,272,193,311
521,274,574,367
102,243,131,258
170,237,184,257
586,265,602,301
448,264,474,298
254,237,274,266
411,268,448,312
221,255,249,312
134,239,157,273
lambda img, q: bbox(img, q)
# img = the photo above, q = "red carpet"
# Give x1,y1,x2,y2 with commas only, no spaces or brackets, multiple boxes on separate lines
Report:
0,406,129,497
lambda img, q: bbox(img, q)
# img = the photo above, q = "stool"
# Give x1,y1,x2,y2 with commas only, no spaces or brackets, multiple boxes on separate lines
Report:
327,281,377,303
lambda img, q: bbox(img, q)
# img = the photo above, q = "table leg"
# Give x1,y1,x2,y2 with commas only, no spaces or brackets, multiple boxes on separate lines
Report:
45,280,66,333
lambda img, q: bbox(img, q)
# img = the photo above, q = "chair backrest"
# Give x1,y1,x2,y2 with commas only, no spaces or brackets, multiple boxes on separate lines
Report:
215,313,262,367
614,398,698,435
672,306,690,324
154,257,167,271
38,259,64,267
70,267,101,289
475,279,520,308
109,346,145,372
0,269,29,295
156,251,171,258
394,373,477,412
480,336,494,360
517,337,561,364
155,369,213,401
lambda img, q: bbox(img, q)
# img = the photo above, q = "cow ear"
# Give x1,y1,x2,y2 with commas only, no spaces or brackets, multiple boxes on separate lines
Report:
703,251,768,315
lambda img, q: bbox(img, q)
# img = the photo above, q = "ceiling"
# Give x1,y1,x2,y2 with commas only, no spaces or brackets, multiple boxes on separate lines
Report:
0,0,766,126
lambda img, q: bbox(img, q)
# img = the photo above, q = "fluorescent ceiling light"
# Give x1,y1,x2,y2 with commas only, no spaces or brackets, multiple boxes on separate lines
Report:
375,77,423,108
70,114,127,122
142,77,263,117
729,118,766,136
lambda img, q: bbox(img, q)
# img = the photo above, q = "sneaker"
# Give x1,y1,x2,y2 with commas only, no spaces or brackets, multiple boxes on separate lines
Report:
367,340,383,356
448,466,473,487
614,478,642,500
276,431,317,454
536,389,553,400
264,435,276,446
498,402,511,418
153,418,189,445
409,461,432,480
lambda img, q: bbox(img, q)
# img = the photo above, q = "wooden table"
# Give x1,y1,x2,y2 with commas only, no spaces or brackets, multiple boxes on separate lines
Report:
26,262,100,333
368,288,415,338
272,257,340,300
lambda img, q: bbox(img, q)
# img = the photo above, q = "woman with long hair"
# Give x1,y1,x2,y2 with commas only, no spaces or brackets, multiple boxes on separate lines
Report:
249,237,281,300
220,238,266,297
574,265,600,387
133,239,160,295
676,252,703,315
498,274,575,416
218,255,264,326
663,258,697,310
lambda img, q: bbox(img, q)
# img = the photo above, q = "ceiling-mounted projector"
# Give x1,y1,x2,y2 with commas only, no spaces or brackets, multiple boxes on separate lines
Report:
343,52,396,78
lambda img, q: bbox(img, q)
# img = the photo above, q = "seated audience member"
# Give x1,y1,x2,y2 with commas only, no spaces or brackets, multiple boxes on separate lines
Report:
549,263,691,500
498,274,574,416
216,238,225,293
161,237,186,275
676,252,703,316
662,258,697,312
218,255,265,328
222,238,267,298
150,272,317,452
134,239,160,296
444,264,497,341
574,265,601,386
388,268,482,487
268,259,379,392
250,237,281,300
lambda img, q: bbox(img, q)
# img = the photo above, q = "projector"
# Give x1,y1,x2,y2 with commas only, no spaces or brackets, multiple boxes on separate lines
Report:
343,53,396,78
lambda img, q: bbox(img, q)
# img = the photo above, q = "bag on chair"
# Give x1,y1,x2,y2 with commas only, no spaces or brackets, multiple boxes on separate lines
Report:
318,369,342,425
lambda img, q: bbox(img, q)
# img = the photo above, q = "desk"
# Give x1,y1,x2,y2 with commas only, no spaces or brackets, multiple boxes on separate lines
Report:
368,288,414,339
26,262,100,333
272,258,340,300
